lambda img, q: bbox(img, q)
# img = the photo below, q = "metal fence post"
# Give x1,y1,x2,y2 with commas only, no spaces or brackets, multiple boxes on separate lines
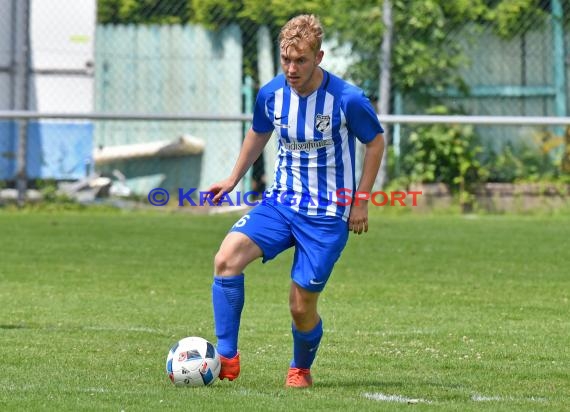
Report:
242,75,254,192
376,0,393,190
16,120,28,207
14,0,30,207
552,0,567,140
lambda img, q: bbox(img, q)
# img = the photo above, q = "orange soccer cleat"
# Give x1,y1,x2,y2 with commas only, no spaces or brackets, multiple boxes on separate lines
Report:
285,367,313,388
218,352,240,381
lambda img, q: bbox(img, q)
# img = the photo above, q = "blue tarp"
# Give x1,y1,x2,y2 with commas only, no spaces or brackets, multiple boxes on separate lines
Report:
0,121,93,180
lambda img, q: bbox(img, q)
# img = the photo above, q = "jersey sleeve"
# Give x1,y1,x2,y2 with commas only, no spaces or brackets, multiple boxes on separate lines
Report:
344,90,384,143
252,87,274,134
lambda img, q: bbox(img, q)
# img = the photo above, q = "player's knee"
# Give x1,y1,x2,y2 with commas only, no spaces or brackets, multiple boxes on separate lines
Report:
214,243,249,275
214,248,233,275
214,234,261,275
290,306,320,331
289,301,309,323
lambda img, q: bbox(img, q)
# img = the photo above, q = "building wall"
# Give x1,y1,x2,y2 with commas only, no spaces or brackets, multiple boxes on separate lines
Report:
0,0,96,181
94,24,243,195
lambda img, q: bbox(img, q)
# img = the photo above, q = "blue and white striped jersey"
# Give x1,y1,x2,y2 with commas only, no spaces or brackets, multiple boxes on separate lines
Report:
252,70,384,221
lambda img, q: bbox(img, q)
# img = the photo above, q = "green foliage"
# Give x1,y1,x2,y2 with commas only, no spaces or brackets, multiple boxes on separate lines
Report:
24,180,91,211
399,106,486,193
484,141,561,183
485,0,549,38
393,0,468,98
190,0,328,79
316,0,550,99
97,0,191,24
96,0,553,103
33,180,72,203
391,121,566,211
241,0,326,26
536,126,570,177
190,0,242,29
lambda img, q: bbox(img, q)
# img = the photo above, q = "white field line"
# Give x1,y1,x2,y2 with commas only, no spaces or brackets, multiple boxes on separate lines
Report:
472,394,548,403
364,392,548,405
363,392,431,404
82,325,161,333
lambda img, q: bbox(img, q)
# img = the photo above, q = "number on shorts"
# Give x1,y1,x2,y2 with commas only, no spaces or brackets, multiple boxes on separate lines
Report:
233,214,251,228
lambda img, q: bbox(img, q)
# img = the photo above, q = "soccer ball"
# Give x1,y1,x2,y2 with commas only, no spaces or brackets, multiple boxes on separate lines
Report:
166,336,221,387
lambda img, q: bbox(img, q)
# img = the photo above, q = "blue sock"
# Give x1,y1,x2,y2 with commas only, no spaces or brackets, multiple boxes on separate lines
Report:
212,274,244,359
290,318,323,369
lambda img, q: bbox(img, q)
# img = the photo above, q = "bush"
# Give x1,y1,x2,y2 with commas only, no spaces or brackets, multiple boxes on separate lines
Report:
397,106,486,206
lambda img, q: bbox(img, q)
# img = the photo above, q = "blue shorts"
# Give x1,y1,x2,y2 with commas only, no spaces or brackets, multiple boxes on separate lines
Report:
229,201,349,292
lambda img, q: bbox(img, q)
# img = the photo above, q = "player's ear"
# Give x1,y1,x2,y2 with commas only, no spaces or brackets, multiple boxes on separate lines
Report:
315,50,324,65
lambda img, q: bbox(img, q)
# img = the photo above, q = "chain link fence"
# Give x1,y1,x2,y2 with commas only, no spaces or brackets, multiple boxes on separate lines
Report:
1,0,569,206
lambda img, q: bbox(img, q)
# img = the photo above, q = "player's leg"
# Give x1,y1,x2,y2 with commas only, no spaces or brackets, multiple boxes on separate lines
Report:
286,282,321,387
214,232,262,276
213,232,262,380
213,203,294,381
286,213,349,387
289,282,320,331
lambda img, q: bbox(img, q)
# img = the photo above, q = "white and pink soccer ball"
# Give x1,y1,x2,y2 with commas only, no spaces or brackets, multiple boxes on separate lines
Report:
166,336,221,387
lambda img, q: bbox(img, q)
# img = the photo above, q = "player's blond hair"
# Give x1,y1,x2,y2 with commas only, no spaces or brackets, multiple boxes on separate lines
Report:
279,14,324,54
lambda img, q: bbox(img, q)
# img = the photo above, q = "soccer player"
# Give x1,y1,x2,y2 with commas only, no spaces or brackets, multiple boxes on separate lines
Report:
207,14,385,388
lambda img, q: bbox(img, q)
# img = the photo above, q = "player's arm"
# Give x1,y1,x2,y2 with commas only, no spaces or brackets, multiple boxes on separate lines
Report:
208,128,273,204
349,133,384,234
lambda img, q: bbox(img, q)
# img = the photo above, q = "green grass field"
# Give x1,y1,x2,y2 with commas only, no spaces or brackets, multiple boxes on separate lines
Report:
0,209,568,411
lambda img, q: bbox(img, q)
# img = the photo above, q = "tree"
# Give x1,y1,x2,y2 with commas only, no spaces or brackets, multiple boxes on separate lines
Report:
97,0,191,24
189,0,330,82
96,0,556,101
316,0,550,101
96,0,564,186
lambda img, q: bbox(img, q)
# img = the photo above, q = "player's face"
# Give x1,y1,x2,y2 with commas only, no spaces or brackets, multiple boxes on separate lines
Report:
280,41,324,96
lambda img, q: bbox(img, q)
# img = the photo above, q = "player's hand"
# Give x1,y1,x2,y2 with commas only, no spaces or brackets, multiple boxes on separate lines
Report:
206,178,237,205
348,202,369,234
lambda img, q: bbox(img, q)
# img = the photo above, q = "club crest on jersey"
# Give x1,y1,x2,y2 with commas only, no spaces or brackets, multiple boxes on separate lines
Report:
315,114,331,133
